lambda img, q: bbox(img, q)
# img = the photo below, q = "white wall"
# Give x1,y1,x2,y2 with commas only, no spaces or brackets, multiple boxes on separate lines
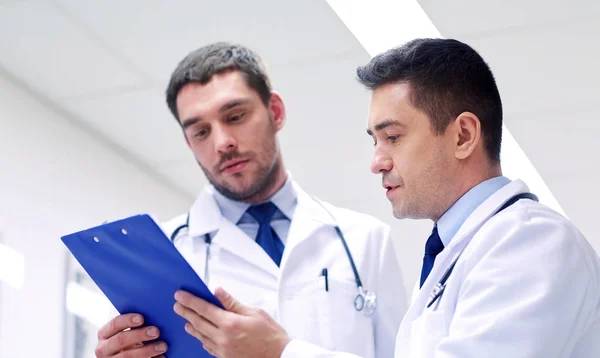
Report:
0,72,192,358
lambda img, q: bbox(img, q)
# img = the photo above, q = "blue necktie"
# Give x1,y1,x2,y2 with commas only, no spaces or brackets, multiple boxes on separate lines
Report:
420,226,444,288
246,202,285,266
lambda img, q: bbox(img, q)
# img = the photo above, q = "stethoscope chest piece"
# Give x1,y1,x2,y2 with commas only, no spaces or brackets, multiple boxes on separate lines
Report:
354,293,365,311
354,287,377,317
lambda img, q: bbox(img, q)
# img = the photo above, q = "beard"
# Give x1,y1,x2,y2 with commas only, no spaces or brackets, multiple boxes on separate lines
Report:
201,154,280,202
199,116,280,202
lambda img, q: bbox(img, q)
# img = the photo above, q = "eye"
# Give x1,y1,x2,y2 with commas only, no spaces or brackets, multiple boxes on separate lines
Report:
387,135,399,143
229,112,246,122
194,128,208,138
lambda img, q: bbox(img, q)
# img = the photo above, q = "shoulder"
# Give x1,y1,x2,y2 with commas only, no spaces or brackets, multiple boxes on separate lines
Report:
316,197,391,238
158,185,214,238
488,199,587,249
473,199,600,290
158,213,189,238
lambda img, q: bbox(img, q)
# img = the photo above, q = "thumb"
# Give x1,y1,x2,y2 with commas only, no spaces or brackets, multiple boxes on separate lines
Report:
215,287,250,315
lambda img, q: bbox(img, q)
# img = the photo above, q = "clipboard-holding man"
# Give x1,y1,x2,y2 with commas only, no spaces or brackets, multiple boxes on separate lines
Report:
93,42,407,358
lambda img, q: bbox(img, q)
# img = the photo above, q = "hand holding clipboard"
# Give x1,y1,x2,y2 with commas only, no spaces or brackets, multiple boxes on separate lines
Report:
62,214,222,358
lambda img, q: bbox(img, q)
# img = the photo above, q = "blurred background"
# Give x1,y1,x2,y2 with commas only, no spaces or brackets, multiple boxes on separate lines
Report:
1,0,598,357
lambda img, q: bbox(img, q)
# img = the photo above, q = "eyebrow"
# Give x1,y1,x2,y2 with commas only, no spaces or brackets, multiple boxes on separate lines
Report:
181,98,251,130
366,119,405,136
220,98,250,112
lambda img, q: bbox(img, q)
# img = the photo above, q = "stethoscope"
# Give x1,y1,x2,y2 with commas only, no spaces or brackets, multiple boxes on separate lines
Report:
426,192,539,309
169,198,377,317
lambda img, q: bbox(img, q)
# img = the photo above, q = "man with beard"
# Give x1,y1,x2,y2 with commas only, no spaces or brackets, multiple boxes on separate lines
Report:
93,42,407,358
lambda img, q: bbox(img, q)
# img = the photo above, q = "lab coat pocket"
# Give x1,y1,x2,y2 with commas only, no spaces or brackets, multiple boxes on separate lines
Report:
280,279,328,348
318,277,374,356
408,310,448,358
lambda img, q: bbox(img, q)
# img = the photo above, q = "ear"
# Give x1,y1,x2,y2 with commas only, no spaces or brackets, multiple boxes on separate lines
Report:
452,112,481,160
268,91,286,132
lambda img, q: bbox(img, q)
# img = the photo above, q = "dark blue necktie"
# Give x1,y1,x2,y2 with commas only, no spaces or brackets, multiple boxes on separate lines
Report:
420,226,444,288
246,202,285,266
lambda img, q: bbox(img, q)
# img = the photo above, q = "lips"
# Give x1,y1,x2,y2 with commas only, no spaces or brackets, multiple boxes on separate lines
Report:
383,182,400,191
383,182,401,199
220,158,250,174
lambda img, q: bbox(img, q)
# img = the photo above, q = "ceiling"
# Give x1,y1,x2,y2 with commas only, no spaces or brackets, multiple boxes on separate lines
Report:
1,0,599,284
0,0,371,199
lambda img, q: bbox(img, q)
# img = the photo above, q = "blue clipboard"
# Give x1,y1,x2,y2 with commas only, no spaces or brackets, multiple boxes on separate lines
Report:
61,214,222,358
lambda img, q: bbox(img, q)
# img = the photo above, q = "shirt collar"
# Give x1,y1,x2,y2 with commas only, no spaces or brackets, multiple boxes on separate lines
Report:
209,172,298,224
437,176,511,247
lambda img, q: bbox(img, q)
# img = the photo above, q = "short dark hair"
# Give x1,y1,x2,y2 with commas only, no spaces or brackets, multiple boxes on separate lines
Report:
356,38,503,163
165,42,273,121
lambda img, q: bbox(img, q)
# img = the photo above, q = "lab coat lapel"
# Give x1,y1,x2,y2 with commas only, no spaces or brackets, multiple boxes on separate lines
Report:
443,179,530,253
188,186,279,278
420,180,530,294
396,179,531,355
213,218,279,277
279,183,335,270
188,187,221,238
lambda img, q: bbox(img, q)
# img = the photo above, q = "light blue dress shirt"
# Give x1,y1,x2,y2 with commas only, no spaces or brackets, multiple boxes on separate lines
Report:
437,176,511,247
210,175,298,244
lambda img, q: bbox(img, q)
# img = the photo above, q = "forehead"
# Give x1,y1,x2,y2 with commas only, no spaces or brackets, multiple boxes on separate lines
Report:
367,82,414,128
176,70,259,119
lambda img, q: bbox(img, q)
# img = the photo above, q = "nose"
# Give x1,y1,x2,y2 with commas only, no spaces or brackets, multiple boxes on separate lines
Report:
370,149,393,174
213,124,237,153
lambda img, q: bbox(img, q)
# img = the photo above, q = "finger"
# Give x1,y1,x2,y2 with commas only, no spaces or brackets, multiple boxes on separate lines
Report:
97,326,161,357
174,290,230,326
173,302,219,337
98,314,144,340
214,287,248,314
184,323,219,356
122,342,143,351
113,341,168,358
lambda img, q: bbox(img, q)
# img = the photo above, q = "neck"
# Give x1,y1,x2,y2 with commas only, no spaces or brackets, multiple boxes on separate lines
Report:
244,156,287,204
433,162,502,222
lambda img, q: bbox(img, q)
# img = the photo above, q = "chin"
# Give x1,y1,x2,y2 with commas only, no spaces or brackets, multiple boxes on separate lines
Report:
391,201,416,220
391,203,405,219
392,209,407,219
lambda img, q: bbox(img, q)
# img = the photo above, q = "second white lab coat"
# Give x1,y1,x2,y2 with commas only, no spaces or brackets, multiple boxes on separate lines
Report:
162,180,407,358
283,179,600,358
394,179,600,358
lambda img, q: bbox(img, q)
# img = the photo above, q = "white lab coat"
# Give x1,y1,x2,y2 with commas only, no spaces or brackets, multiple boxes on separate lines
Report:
394,179,600,358
282,179,600,358
161,181,408,358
